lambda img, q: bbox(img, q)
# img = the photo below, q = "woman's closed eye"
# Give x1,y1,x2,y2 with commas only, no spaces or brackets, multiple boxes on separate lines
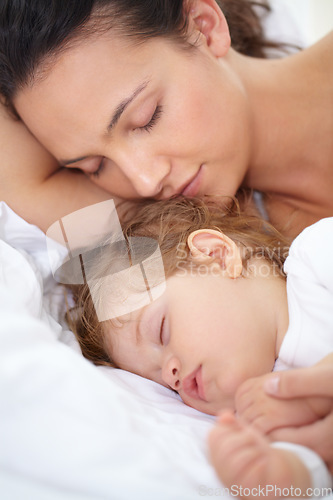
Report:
91,157,105,178
139,105,163,133
90,105,163,178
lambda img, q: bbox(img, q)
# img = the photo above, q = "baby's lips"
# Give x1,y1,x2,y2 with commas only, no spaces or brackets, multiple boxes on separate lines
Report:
182,365,207,401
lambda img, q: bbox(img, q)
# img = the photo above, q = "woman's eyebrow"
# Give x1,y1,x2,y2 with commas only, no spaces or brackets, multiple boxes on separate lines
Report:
59,80,150,166
106,80,150,133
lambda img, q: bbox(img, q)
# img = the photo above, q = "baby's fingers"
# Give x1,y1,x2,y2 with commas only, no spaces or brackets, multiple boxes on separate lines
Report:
209,413,267,486
235,378,259,413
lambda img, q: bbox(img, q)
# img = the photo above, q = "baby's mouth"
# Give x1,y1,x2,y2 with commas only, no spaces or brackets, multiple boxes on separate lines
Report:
182,365,207,401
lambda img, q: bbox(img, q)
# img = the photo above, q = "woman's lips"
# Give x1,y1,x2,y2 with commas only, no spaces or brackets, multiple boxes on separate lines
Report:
182,365,206,401
181,165,203,197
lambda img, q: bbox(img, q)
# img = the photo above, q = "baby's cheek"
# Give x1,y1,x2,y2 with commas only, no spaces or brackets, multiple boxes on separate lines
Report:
215,372,244,409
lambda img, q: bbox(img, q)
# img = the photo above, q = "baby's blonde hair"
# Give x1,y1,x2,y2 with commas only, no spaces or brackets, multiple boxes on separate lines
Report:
66,195,290,367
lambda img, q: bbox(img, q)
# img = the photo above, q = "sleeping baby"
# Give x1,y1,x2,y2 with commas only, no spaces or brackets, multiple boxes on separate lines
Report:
65,196,333,498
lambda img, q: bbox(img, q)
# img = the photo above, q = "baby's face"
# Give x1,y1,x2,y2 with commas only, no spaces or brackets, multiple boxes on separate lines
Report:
104,266,282,415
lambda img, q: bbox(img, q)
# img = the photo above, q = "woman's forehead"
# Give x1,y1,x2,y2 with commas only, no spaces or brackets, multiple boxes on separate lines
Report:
14,35,169,151
18,33,148,102
21,31,179,98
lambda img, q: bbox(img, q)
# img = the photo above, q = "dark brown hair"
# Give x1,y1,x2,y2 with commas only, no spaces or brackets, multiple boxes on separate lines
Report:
0,0,290,115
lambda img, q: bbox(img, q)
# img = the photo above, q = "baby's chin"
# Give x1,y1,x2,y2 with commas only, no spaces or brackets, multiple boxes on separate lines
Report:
181,394,234,417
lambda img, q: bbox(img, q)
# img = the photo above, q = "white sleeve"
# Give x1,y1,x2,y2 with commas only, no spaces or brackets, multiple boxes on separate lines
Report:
278,218,333,368
285,218,333,296
272,442,332,495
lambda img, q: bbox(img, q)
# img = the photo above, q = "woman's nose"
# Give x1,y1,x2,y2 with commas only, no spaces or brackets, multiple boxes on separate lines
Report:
118,151,171,198
161,356,181,392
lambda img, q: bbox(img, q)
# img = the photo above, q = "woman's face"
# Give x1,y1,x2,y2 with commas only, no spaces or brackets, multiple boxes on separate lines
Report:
15,31,251,201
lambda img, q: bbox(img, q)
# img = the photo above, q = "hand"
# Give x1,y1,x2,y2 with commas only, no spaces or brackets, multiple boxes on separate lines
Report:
264,355,333,400
235,373,321,434
208,411,311,497
262,357,333,472
268,413,333,474
209,411,267,491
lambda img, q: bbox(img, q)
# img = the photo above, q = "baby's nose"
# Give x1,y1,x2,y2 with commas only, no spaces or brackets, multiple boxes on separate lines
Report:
161,356,181,392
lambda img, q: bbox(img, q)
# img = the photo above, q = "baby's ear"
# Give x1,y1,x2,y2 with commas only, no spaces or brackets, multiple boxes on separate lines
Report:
187,229,242,278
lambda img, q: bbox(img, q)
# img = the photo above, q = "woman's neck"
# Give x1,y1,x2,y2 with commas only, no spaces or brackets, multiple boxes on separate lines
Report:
230,33,333,205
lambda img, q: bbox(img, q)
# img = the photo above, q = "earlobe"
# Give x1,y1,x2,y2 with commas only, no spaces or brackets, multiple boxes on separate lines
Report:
189,0,231,57
187,229,242,278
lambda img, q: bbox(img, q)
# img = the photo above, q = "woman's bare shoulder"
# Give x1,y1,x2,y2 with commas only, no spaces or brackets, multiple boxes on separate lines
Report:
306,31,333,68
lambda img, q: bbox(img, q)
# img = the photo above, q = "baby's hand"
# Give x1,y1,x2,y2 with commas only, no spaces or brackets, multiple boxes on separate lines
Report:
208,411,311,497
208,411,272,492
235,374,320,434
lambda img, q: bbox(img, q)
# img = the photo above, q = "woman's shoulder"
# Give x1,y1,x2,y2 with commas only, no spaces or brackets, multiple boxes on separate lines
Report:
301,31,333,70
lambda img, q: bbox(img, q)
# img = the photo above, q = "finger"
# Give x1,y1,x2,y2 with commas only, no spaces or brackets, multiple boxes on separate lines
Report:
216,409,237,425
209,422,265,472
235,388,257,415
249,414,277,434
268,417,333,466
216,444,266,487
236,404,265,427
211,415,260,455
264,367,333,399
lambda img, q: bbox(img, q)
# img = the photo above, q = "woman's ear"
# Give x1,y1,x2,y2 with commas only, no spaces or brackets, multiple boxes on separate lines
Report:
187,229,242,278
188,0,231,57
